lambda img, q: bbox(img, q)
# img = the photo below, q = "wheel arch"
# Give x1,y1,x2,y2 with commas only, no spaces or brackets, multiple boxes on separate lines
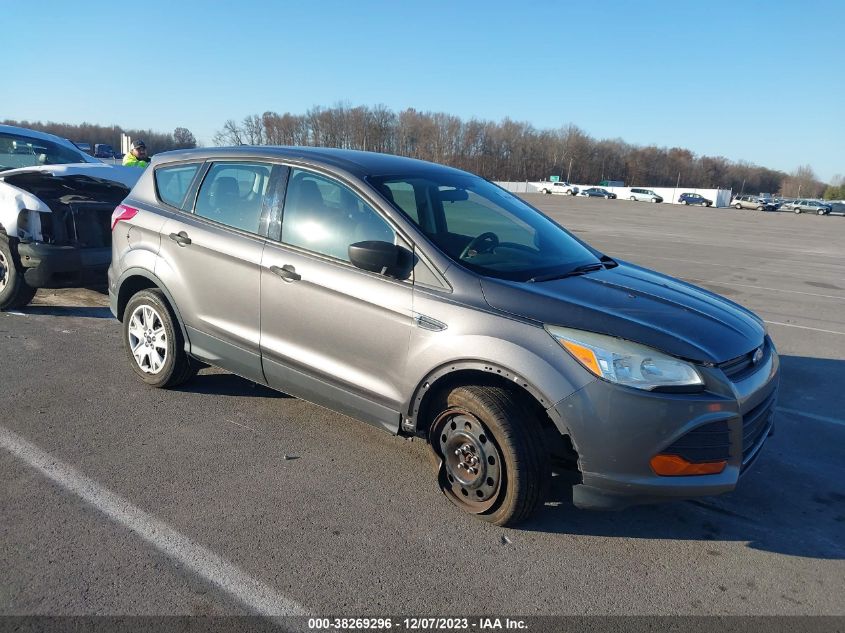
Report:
115,268,191,348
406,360,568,436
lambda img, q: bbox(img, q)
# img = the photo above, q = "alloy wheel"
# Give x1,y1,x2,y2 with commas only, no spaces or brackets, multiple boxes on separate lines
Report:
127,304,168,374
0,250,8,292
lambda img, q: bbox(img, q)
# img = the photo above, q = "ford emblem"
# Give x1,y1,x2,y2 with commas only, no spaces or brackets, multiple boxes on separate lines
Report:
752,347,764,364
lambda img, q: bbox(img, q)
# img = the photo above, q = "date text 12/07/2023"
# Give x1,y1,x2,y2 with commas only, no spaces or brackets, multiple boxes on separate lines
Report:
307,618,528,631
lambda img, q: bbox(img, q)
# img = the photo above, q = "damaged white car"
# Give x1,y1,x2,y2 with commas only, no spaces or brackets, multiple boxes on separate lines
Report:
0,125,141,310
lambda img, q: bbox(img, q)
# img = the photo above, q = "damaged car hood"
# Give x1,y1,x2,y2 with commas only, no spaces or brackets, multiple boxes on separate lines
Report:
480,261,766,364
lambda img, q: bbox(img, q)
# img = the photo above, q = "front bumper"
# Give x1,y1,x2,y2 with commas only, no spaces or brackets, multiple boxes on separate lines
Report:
17,242,111,288
551,344,780,510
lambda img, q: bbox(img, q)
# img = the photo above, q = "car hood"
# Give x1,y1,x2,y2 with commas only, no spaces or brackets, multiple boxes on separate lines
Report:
480,261,765,364
0,163,141,190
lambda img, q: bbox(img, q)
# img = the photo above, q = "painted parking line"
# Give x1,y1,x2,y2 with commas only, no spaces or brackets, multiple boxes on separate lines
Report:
776,407,845,428
692,280,845,301
0,425,306,618
763,320,845,336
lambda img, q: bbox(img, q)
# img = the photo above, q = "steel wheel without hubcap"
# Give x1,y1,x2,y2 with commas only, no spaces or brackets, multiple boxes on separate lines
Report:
435,409,503,513
127,304,168,374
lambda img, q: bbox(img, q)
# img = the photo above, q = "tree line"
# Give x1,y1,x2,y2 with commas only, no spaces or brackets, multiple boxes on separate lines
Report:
2,119,197,154
4,111,835,198
212,104,831,197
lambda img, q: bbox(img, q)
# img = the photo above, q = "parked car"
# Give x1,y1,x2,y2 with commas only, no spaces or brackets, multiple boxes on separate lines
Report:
580,187,617,199
678,193,713,207
628,188,663,203
0,124,142,309
539,181,579,196
791,199,833,215
110,147,778,526
94,143,119,159
732,195,777,211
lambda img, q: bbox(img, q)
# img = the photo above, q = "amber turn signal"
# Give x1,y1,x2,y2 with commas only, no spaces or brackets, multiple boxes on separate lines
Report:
650,454,727,476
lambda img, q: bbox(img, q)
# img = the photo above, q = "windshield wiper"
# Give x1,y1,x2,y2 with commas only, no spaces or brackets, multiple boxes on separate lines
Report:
528,262,606,283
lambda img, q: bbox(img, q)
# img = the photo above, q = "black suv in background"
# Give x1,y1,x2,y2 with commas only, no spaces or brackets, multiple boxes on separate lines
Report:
678,193,713,207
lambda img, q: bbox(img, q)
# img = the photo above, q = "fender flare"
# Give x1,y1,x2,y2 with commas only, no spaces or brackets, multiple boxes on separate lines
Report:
115,267,192,351
404,359,567,433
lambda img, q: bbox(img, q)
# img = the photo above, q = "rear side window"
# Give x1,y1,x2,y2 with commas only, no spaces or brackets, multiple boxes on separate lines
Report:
195,162,272,233
155,163,201,209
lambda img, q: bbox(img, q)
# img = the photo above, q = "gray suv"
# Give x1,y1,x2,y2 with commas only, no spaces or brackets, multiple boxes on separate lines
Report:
790,199,832,215
109,147,779,525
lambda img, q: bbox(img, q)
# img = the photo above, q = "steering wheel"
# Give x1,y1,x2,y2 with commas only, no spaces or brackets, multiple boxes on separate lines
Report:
459,231,499,260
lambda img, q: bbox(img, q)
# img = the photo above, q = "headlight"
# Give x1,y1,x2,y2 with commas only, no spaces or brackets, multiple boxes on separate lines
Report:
545,325,703,391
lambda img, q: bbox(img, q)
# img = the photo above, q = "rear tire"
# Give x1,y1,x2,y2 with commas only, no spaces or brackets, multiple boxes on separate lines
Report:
629,196,636,201
123,289,197,388
0,237,38,311
429,385,550,526
818,209,826,215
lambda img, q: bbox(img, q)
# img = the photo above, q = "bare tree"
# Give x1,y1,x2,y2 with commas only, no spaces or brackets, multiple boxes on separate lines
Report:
173,127,197,149
212,119,244,146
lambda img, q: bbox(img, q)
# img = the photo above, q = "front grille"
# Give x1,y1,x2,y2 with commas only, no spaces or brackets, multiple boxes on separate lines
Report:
663,420,731,463
719,338,769,381
741,391,775,467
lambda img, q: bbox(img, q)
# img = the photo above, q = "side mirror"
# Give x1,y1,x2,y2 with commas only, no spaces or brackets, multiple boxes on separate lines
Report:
348,241,414,280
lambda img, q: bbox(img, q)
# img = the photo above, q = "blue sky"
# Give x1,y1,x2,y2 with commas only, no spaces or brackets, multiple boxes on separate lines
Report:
3,0,842,181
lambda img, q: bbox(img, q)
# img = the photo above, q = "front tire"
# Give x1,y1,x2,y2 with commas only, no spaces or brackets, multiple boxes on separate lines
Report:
0,237,37,311
735,203,742,209
794,208,801,214
429,385,550,526
123,289,197,388
629,196,636,201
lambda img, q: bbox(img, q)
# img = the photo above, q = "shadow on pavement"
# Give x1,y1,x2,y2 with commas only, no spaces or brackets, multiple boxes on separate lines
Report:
17,305,113,319
521,355,844,560
174,372,293,399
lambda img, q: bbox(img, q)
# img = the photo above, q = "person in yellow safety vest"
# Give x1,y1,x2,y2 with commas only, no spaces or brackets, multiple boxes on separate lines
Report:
122,139,150,168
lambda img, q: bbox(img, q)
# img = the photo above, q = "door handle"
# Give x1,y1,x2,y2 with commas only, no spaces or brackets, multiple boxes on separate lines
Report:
269,264,302,282
168,231,192,246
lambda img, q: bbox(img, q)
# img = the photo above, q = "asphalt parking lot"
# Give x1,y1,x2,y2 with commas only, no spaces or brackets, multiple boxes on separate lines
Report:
1,196,843,617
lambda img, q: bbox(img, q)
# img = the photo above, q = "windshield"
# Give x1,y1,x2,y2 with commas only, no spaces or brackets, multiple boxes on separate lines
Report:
0,132,91,172
368,173,601,282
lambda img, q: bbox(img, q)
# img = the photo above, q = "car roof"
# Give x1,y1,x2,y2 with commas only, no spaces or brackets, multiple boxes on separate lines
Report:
151,146,471,179
1,124,80,148
0,124,99,162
